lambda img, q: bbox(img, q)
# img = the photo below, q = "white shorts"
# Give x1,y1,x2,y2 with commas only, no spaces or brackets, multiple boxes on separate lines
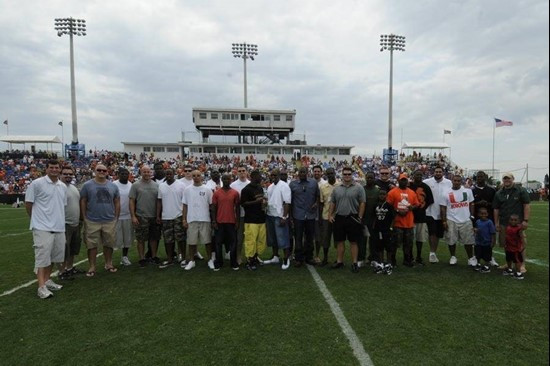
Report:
414,223,429,242
116,219,135,249
187,222,212,246
32,229,65,270
446,220,475,246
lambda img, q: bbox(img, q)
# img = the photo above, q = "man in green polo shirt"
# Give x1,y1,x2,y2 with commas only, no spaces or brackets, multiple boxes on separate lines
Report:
493,172,530,272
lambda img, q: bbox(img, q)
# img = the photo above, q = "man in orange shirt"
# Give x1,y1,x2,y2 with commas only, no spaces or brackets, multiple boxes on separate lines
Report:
387,173,419,267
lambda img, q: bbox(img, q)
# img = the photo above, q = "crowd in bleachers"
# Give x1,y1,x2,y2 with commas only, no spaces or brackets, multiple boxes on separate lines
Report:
0,149,465,195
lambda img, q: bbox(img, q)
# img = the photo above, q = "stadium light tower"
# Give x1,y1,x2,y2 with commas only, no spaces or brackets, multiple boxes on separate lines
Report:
55,17,86,145
380,34,405,158
232,42,258,108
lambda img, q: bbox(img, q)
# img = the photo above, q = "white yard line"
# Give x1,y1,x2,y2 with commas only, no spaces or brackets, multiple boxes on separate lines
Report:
493,250,549,268
308,265,374,366
0,253,103,297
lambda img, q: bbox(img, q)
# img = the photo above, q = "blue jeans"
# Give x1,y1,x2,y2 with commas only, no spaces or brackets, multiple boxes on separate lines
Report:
266,216,290,250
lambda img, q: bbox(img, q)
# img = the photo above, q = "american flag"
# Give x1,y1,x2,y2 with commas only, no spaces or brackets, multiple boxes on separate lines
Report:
495,118,513,127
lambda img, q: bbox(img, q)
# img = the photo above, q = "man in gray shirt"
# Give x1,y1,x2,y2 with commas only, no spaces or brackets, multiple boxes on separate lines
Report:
129,165,160,268
80,164,120,276
59,165,84,280
329,166,366,273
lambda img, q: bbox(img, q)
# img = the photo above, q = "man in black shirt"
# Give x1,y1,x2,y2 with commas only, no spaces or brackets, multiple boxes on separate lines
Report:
240,170,267,270
409,170,434,265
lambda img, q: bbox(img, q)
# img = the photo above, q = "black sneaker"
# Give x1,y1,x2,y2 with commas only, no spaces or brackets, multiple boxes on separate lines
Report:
69,267,86,275
58,270,74,280
351,263,359,273
384,264,393,275
139,259,147,268
503,268,514,276
320,258,328,267
514,272,524,280
152,257,161,265
246,263,257,271
479,265,491,274
473,264,482,272
331,262,344,269
415,258,425,266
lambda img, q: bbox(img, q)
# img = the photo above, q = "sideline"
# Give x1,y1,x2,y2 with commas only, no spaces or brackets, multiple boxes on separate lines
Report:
493,250,549,268
307,265,374,366
0,253,103,297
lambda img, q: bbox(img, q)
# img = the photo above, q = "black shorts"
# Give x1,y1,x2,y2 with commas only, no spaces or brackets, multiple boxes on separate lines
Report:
505,250,523,264
426,216,444,238
333,215,362,243
372,229,394,253
475,245,492,262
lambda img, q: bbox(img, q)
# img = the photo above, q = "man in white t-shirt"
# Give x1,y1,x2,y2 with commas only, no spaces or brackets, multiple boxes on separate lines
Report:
265,169,292,269
178,164,194,189
25,159,67,299
440,174,477,266
157,168,186,268
114,168,134,266
423,166,452,263
182,170,213,271
230,165,250,264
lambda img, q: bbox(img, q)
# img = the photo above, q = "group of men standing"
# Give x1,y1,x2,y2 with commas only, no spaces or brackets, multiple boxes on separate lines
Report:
26,159,531,299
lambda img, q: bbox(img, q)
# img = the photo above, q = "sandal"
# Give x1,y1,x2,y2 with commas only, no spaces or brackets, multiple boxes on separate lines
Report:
86,270,96,277
104,266,118,273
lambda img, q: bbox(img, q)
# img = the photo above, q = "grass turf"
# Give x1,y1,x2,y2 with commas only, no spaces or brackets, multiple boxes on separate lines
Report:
0,203,548,365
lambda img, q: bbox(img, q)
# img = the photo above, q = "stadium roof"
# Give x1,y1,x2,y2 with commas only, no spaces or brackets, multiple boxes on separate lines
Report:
0,135,62,143
401,142,450,149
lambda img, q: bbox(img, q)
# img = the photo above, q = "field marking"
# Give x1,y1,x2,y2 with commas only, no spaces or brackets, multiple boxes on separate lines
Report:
493,250,549,268
0,253,103,298
1,231,30,237
307,265,374,366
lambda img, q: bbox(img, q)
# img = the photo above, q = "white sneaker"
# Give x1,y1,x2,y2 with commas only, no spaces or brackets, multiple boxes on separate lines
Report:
281,258,290,270
468,256,478,267
207,259,215,270
177,254,183,263
449,256,458,265
120,256,132,266
184,261,196,271
45,279,63,291
265,255,280,264
179,260,188,268
490,257,499,267
224,252,231,260
37,285,53,299
429,252,439,263
357,260,364,268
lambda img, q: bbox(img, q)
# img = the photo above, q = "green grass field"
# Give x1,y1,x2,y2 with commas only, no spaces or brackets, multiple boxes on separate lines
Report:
1,203,548,365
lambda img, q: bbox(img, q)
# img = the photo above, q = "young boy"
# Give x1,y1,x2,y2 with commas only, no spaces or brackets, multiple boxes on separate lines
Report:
473,207,496,273
503,214,525,280
372,190,395,275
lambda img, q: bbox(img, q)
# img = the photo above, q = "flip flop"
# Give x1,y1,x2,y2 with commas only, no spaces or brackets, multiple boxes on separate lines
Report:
86,270,96,277
104,266,118,273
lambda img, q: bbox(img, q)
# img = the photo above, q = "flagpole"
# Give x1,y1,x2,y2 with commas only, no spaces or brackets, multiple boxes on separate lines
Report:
492,119,495,175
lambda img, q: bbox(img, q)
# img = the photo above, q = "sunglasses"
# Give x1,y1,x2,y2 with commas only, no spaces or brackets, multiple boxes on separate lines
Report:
380,172,389,175
96,169,107,172
343,173,352,176
184,170,192,172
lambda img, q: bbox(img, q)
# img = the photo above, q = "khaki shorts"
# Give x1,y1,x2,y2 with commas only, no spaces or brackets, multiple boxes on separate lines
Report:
414,223,429,243
33,229,65,269
445,220,474,246
116,219,135,249
84,219,117,249
187,221,212,245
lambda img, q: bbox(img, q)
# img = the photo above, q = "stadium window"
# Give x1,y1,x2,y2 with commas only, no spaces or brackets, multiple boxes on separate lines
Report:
143,147,151,152
274,115,281,121
285,115,293,122
204,146,216,154
211,113,218,119
265,115,271,121
231,113,239,120
199,112,207,119
217,147,229,154
222,113,230,120
338,148,350,155
153,146,165,152
166,147,179,152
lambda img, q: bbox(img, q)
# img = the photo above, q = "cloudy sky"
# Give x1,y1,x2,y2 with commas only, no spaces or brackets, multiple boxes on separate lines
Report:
1,0,548,182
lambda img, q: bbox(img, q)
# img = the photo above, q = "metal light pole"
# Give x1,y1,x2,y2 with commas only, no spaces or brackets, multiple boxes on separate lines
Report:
380,34,405,155
232,42,258,108
55,17,86,145
58,121,64,157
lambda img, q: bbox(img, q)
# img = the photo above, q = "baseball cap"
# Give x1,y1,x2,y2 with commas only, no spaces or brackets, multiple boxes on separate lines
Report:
398,173,408,180
502,172,515,179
